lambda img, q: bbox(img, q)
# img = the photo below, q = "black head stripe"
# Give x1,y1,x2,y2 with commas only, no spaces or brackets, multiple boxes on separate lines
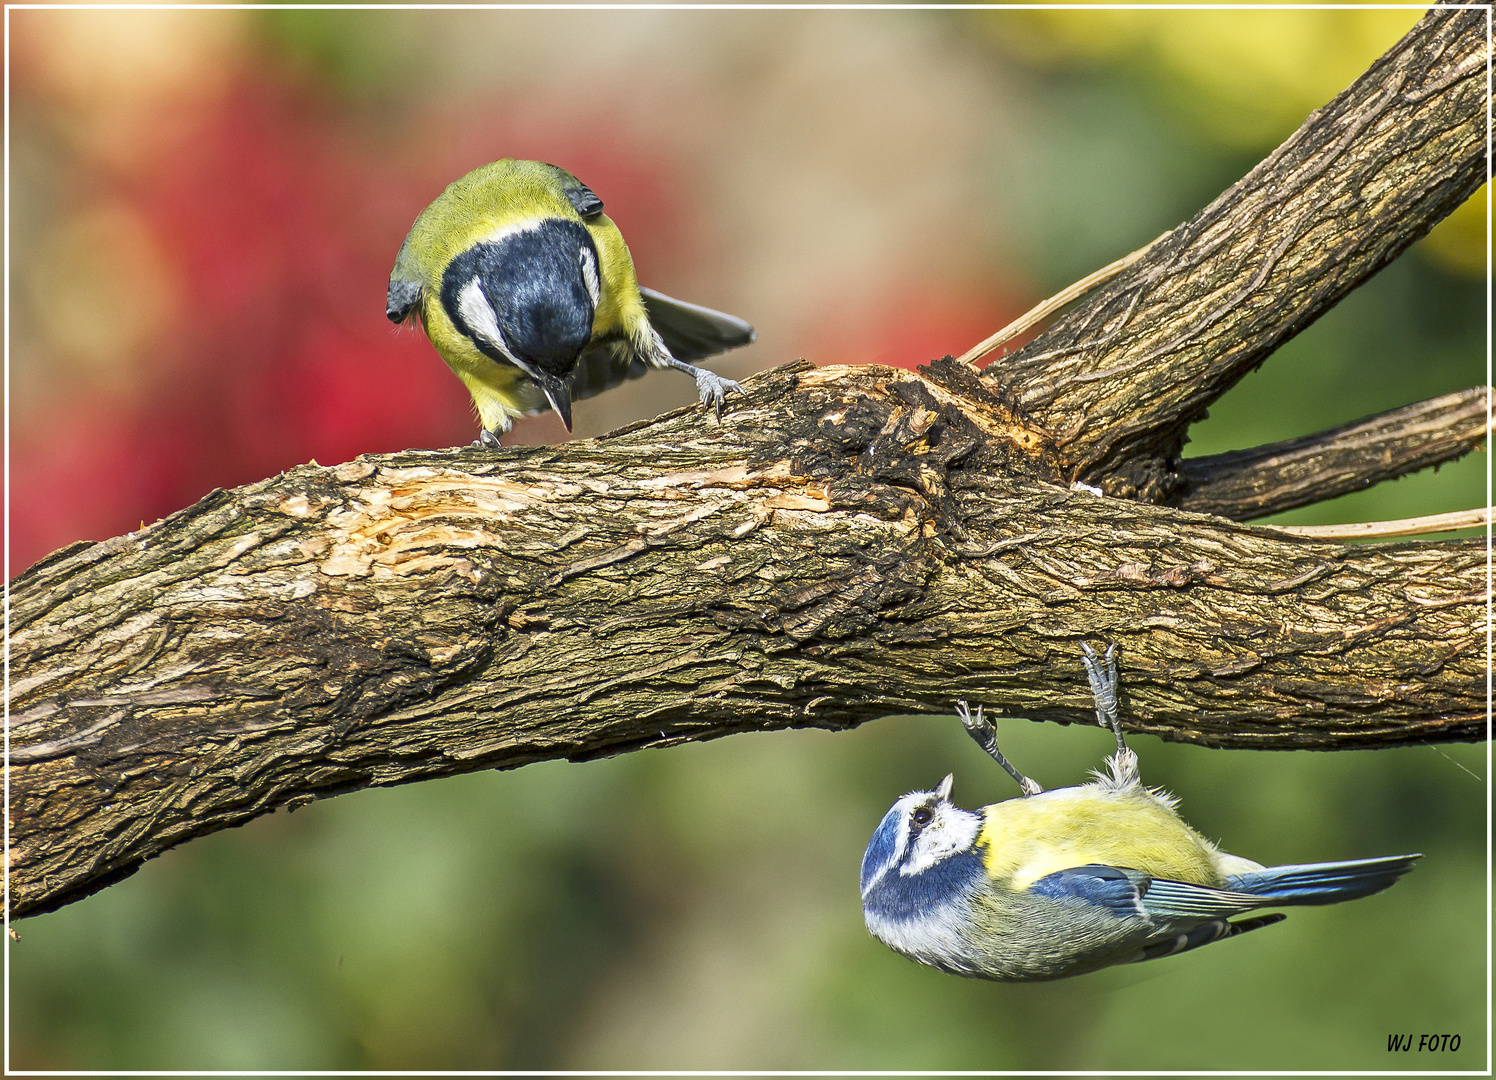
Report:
440,219,598,380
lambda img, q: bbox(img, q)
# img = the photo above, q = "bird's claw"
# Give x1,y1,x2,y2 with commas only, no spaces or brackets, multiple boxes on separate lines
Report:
471,428,503,449
1079,642,1127,755
956,699,1043,796
955,700,990,739
695,370,745,419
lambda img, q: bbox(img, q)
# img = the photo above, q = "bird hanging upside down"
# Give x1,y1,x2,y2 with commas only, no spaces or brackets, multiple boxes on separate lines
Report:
388,158,754,446
860,644,1421,981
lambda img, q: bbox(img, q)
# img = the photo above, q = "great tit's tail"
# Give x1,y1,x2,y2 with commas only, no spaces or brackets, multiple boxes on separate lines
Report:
1226,854,1422,906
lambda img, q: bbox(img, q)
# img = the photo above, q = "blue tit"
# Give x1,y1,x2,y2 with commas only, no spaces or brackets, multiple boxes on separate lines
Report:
860,644,1421,981
387,158,754,446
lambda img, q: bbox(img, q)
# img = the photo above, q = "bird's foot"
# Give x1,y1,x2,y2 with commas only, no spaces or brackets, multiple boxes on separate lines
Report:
694,368,745,418
1079,642,1126,755
665,357,744,419
956,700,1043,796
1080,642,1141,790
471,428,503,449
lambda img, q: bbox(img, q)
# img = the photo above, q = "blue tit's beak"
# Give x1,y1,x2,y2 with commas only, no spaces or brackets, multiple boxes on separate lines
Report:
935,774,954,802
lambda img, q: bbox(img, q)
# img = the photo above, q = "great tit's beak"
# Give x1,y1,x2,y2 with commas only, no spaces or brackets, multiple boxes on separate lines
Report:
536,374,574,432
934,774,954,802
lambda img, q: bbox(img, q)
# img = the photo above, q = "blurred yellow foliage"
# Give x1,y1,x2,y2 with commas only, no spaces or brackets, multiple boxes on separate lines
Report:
986,7,1486,276
17,8,247,168
993,8,1421,146
1421,184,1488,277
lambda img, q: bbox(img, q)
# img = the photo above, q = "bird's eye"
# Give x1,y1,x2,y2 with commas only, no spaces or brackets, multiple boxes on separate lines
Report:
910,805,934,829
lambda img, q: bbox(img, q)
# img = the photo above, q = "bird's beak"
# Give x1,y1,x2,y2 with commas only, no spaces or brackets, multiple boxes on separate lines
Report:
934,774,954,802
536,375,574,432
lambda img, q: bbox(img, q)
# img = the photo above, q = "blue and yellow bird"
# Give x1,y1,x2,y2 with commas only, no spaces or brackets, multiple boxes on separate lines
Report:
388,159,753,446
860,644,1421,981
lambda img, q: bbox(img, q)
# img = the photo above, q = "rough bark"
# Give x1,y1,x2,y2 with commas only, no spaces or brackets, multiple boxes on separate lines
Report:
1179,387,1492,520
10,361,1486,919
7,2,1490,920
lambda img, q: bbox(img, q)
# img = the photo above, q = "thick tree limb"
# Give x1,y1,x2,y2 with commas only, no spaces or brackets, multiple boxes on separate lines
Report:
9,362,1486,919
6,4,1489,920
990,2,1490,502
1179,387,1492,519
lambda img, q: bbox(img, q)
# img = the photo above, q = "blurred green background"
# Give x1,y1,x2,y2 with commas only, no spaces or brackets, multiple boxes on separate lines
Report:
8,6,1487,1071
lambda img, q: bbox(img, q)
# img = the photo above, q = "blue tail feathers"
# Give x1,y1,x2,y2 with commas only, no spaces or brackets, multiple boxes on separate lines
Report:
1226,854,1422,906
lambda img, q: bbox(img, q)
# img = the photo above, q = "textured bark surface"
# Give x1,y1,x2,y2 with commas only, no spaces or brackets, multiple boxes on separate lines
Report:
10,362,1486,919
7,2,1491,920
1179,387,1492,520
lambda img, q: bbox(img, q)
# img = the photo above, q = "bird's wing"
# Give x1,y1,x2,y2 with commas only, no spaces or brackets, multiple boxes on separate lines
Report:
1029,864,1270,920
563,181,604,219
570,337,649,402
387,277,422,324
1135,877,1273,919
1027,865,1151,918
387,232,425,324
1131,913,1285,964
640,287,755,363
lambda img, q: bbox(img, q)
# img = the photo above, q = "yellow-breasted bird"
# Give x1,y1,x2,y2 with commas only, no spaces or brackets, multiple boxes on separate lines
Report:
860,645,1421,981
387,159,754,446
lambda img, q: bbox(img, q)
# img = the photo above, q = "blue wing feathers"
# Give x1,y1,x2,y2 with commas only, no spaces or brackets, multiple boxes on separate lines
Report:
1029,865,1148,917
1137,878,1267,919
1226,854,1422,905
1029,853,1419,924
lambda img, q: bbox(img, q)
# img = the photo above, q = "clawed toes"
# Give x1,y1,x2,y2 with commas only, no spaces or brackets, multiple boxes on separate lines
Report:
955,700,989,734
696,374,745,419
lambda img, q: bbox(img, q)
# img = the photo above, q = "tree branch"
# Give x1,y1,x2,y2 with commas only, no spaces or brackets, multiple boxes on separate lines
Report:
1179,386,1492,519
10,362,1486,919
7,5,1489,920
987,2,1490,501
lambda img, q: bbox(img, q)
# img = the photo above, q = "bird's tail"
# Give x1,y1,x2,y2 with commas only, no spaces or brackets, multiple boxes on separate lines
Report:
1226,854,1422,906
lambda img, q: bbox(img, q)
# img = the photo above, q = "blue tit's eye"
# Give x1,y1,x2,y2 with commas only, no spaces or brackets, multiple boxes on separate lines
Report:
910,805,934,830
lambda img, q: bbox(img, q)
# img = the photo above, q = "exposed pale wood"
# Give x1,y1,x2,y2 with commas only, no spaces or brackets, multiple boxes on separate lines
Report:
954,232,1167,369
10,361,1486,919
1274,508,1489,539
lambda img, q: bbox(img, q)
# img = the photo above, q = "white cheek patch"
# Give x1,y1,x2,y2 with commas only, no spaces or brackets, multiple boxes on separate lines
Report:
455,278,507,354
456,277,541,381
899,806,981,877
579,245,600,306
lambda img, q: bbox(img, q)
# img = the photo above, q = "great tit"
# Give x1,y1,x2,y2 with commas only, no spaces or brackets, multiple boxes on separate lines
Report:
387,158,753,446
860,645,1420,981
